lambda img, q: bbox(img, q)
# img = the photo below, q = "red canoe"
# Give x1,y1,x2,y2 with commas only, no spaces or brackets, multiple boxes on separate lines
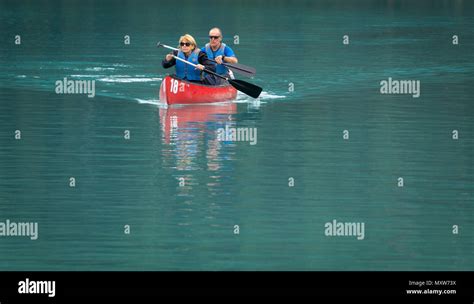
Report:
159,75,237,105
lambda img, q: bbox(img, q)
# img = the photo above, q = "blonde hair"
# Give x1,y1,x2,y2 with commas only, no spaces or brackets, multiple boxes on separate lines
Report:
178,34,197,50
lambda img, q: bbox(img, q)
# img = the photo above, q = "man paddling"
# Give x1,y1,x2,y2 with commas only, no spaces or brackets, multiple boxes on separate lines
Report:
202,27,238,85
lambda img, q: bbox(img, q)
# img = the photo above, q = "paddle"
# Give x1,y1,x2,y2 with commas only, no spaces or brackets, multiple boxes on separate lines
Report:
157,42,262,98
157,42,256,77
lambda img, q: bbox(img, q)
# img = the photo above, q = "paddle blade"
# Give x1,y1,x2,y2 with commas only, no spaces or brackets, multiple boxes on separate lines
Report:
223,62,256,77
229,79,262,98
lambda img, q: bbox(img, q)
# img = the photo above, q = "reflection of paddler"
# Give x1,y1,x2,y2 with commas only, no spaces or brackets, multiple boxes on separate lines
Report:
159,103,237,144
159,103,238,180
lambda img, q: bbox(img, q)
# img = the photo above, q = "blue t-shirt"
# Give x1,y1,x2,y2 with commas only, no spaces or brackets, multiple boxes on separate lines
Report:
208,45,235,59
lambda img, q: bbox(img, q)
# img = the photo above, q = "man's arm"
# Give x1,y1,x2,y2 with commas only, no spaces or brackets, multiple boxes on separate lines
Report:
222,46,238,64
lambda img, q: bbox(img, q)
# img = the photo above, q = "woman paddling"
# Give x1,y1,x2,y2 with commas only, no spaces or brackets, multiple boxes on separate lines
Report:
162,34,216,85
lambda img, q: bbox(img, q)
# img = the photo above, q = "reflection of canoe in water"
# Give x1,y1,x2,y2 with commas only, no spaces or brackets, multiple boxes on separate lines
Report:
159,103,237,144
159,75,237,105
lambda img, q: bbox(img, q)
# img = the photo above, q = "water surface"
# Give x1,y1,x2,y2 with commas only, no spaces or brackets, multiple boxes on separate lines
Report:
0,0,472,270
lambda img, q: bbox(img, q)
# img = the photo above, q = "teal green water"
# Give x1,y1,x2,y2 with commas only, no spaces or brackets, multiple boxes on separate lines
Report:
0,0,473,270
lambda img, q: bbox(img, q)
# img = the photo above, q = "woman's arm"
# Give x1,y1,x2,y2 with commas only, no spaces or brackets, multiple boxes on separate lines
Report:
198,51,216,72
162,50,178,68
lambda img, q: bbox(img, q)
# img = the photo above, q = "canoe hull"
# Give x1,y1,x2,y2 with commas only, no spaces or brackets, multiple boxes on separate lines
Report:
159,75,237,105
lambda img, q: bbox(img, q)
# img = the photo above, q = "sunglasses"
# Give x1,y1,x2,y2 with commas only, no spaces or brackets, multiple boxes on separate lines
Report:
180,42,192,47
209,36,220,40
